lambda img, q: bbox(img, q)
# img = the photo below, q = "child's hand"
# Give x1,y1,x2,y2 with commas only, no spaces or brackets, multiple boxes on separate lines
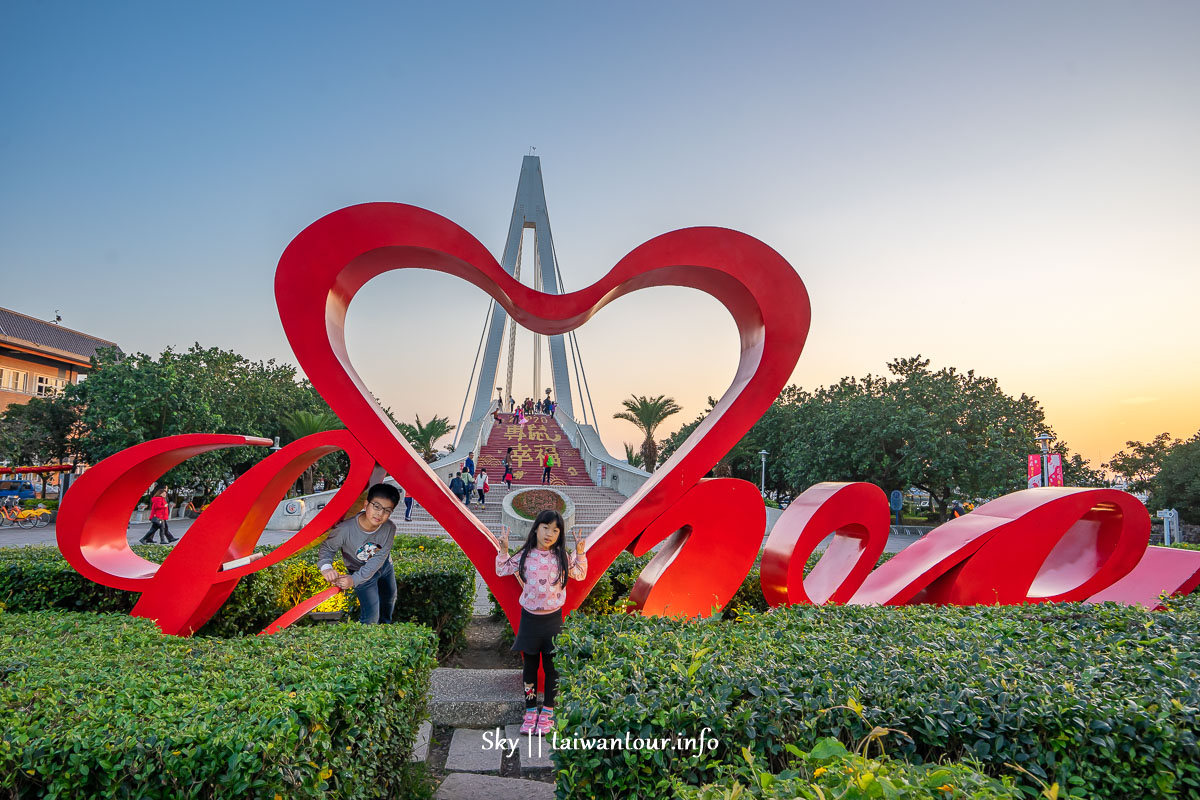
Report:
571,528,587,554
499,525,510,554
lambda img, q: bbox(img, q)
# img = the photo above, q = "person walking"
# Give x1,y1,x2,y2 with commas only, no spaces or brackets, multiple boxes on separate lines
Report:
449,472,466,504
477,469,490,507
403,487,415,522
139,487,176,544
463,470,476,508
465,451,476,478
541,451,552,485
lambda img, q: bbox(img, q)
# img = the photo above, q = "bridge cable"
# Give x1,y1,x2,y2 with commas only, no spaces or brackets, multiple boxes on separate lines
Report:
549,236,602,438
452,297,494,449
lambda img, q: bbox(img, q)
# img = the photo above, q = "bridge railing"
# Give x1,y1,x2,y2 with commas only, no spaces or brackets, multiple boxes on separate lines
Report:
554,409,649,498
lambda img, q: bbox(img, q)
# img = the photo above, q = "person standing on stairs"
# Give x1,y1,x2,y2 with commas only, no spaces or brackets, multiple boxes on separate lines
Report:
465,451,476,478
450,472,467,504
477,468,489,507
496,511,587,735
541,451,553,484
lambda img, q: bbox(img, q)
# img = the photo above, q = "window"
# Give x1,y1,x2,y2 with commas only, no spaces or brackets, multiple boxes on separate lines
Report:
35,376,64,397
6,371,27,393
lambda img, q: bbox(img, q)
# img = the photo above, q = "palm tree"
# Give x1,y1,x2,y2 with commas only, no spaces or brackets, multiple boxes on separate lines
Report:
613,395,681,473
397,414,456,463
280,410,344,494
623,442,645,469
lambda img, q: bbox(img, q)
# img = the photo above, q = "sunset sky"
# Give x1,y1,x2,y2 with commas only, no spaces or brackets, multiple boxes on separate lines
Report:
2,2,1197,469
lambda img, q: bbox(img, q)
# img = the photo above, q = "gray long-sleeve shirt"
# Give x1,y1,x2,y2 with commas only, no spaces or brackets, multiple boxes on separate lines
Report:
317,515,397,587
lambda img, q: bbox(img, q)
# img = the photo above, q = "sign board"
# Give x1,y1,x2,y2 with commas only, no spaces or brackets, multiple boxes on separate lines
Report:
889,490,904,511
1027,454,1064,488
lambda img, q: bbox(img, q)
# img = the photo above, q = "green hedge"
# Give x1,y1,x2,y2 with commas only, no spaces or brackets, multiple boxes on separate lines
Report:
554,597,1200,798
679,737,1020,799
19,498,58,510
0,611,437,799
0,545,285,637
0,537,474,652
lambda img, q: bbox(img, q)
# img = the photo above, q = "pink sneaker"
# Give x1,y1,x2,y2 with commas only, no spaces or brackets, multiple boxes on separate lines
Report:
535,706,555,735
519,709,539,735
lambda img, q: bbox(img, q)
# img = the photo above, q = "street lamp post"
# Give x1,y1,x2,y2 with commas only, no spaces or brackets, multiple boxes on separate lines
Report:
758,450,769,495
1035,432,1052,487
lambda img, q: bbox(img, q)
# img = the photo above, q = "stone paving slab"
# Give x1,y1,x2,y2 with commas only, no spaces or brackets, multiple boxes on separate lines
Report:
436,772,555,800
505,723,556,771
444,728,502,774
429,668,524,727
409,720,432,763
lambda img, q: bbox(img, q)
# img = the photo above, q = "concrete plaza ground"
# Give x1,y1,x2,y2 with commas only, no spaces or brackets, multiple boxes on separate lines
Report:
3,517,926,554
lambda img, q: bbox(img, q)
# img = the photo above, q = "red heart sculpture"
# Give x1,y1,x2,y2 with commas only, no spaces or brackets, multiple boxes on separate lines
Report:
274,203,811,629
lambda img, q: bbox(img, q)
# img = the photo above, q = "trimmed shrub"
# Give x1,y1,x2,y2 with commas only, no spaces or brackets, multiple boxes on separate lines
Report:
0,611,437,799
19,498,57,510
0,545,286,636
0,537,474,651
554,597,1200,798
679,737,1020,799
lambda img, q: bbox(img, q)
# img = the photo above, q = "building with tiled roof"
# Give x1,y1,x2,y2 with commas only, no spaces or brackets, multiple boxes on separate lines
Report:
0,306,122,410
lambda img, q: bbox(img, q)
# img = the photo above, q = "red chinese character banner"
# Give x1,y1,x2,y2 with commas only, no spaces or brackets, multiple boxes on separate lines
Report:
55,204,1200,636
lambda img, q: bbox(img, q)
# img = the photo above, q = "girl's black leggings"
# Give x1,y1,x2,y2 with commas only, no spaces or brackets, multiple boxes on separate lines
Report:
521,651,558,709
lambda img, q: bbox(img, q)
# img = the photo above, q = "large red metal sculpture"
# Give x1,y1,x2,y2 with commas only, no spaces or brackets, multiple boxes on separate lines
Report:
56,203,1200,635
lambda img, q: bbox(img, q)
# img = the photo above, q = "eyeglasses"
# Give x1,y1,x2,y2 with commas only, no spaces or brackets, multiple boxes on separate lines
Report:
368,501,395,515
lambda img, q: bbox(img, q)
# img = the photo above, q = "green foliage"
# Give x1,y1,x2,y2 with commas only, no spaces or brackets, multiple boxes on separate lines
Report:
19,498,57,510
613,394,682,472
280,409,346,494
396,414,456,463
0,396,83,498
623,442,645,469
65,345,335,500
553,597,1200,799
1106,432,1180,495
1151,432,1200,523
577,572,616,615
0,611,436,799
659,359,1106,516
678,737,1020,799
0,545,284,636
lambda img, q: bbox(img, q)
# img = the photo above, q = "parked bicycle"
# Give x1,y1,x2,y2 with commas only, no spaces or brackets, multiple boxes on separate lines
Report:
0,497,51,528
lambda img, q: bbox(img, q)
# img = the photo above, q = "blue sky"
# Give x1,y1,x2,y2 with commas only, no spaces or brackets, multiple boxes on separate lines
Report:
2,1,1198,464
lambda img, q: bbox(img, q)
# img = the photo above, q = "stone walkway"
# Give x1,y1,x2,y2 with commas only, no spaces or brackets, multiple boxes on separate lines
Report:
424,572,556,798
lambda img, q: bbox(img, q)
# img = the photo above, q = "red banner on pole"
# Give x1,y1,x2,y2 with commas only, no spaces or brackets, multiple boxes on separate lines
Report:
1028,454,1064,487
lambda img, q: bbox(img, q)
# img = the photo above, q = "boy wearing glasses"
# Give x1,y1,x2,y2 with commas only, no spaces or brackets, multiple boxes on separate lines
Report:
318,483,400,624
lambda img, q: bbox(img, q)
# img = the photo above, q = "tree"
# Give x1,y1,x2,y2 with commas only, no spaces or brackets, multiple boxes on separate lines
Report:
679,357,1102,519
1104,433,1179,494
613,394,682,473
1150,432,1200,523
0,405,46,469
280,410,345,494
0,396,84,497
67,344,324,501
623,443,644,469
397,414,455,463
